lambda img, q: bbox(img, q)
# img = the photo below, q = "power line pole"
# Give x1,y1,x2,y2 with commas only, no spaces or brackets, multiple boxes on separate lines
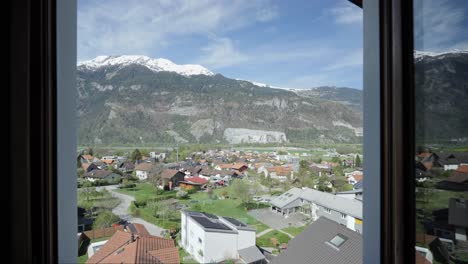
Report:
176,143,179,163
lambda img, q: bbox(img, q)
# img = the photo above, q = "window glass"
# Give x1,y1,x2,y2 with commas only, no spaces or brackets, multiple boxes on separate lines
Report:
413,1,468,263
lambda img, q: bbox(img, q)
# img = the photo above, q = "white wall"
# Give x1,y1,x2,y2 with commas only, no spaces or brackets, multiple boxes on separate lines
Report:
136,170,148,180
204,232,238,263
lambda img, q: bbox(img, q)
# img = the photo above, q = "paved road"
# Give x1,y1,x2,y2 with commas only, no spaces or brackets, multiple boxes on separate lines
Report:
98,185,166,237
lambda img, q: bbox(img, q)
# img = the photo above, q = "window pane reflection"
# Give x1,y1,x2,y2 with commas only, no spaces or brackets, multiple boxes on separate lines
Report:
414,1,468,263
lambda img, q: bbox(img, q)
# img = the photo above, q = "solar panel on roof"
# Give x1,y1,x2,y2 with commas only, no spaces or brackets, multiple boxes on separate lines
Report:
192,216,231,230
203,212,219,219
224,217,247,227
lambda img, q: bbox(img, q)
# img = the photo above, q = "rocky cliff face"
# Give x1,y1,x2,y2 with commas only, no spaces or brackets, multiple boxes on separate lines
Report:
414,51,468,143
77,56,364,145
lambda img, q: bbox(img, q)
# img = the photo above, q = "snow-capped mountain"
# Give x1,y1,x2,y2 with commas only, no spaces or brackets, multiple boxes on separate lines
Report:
414,50,468,60
78,55,214,76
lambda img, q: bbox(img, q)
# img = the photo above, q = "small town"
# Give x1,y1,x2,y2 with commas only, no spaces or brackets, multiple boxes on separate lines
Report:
76,146,468,263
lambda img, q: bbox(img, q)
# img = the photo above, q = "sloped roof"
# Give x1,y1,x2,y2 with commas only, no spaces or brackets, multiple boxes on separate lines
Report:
135,162,153,171
86,230,179,264
83,170,114,179
161,169,180,179
270,217,362,264
183,177,208,184
238,246,265,264
271,187,362,219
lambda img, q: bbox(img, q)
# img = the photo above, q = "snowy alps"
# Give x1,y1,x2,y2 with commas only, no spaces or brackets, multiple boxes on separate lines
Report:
78,55,214,76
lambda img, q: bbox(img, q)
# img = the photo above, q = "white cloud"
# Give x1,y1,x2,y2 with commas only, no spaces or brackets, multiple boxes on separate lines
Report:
414,0,467,52
78,0,279,60
323,49,362,71
327,2,362,25
198,38,250,69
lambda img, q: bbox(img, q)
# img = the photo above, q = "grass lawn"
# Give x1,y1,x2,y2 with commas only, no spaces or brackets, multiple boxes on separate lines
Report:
179,188,270,233
115,183,176,201
78,188,120,210
416,189,468,211
256,230,291,247
281,225,307,237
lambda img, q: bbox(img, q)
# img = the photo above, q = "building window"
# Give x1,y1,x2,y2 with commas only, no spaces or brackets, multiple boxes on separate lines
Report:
324,207,331,214
341,213,346,219
198,237,202,244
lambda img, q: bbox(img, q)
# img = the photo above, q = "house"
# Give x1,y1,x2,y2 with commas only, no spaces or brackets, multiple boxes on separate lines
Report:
180,211,264,264
116,161,135,173
335,189,363,200
79,154,99,164
160,169,185,190
83,170,121,183
149,151,166,161
345,170,363,185
270,187,363,233
134,163,153,180
86,224,179,264
266,165,294,181
179,177,209,191
82,161,107,172
436,165,468,191
309,164,332,177
270,217,362,264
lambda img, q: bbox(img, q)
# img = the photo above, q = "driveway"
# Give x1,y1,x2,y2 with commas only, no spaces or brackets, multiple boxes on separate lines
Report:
248,208,309,230
98,185,166,237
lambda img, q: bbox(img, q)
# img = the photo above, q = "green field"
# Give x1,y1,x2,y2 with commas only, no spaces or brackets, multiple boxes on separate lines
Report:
256,230,292,247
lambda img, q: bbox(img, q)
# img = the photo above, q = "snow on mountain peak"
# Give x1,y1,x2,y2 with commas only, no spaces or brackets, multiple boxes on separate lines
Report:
78,55,214,76
414,50,468,59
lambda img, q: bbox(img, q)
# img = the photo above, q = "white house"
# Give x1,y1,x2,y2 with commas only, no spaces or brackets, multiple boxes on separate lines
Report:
180,211,264,264
270,187,363,233
134,162,153,180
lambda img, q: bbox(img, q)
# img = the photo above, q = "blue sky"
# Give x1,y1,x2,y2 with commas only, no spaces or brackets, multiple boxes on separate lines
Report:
78,0,364,89
78,0,468,89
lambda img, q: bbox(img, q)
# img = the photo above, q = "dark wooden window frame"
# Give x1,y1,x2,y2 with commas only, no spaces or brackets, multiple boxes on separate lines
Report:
9,0,419,263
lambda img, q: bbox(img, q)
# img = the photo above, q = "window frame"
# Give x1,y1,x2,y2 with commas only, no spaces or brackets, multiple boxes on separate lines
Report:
9,0,420,263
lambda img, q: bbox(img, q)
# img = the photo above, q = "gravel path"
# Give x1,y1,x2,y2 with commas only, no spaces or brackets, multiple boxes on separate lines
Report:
98,185,166,237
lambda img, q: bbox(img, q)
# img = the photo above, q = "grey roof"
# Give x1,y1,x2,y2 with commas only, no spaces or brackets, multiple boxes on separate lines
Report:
270,187,363,219
238,246,266,264
335,189,363,195
270,217,362,264
353,180,363,190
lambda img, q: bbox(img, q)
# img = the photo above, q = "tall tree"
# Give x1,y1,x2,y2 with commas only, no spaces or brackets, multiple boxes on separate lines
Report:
355,155,361,168
131,149,142,162
87,147,94,156
230,179,251,205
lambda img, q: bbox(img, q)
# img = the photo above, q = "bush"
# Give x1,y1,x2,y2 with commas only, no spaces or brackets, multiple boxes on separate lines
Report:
187,188,198,194
176,190,189,199
242,202,270,210
134,198,148,208
191,204,202,211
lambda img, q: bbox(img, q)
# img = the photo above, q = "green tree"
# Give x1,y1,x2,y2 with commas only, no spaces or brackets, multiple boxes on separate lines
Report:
230,179,251,205
131,149,142,162
87,147,94,156
81,181,94,201
355,155,361,168
93,210,119,229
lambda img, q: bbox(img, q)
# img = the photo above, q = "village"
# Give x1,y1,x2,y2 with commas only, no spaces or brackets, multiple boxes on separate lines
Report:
77,146,468,264
77,146,365,263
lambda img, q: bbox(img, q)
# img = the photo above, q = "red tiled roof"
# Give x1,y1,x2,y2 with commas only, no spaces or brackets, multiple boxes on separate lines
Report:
184,177,208,184
456,165,468,174
232,162,248,170
82,154,94,160
415,251,431,264
101,159,114,165
86,231,179,264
